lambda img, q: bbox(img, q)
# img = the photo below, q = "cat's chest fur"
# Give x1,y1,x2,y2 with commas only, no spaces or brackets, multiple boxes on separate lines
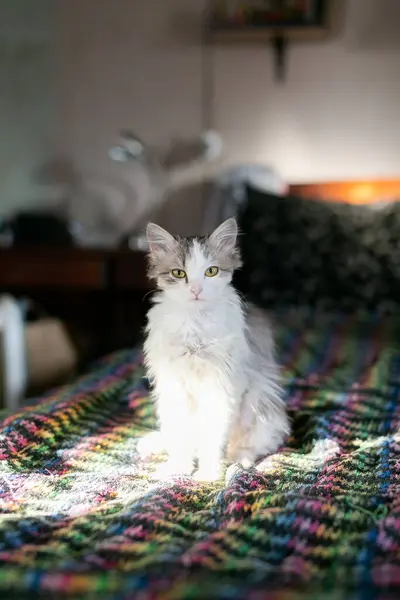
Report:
145,297,247,372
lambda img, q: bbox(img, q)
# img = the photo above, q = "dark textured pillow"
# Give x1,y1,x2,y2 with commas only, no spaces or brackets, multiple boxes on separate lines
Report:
235,186,400,311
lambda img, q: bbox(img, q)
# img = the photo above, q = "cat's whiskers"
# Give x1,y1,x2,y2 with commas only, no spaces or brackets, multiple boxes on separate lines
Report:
142,289,158,303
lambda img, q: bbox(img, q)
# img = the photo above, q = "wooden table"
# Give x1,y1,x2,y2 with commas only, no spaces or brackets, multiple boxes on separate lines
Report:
0,246,151,363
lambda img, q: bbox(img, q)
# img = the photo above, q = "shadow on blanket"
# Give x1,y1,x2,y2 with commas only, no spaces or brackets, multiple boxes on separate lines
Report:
0,309,400,599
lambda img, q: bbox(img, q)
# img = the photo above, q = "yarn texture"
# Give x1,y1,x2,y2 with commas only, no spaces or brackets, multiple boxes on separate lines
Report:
0,310,399,599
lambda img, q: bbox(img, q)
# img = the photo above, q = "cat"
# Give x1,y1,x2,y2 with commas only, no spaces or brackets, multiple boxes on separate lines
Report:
139,218,290,481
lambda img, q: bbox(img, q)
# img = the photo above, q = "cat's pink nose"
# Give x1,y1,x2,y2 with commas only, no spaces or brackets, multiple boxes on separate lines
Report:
189,283,203,299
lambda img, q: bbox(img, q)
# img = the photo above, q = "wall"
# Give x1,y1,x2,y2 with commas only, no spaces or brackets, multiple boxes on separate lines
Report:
58,0,207,235
59,0,400,189
3,1,400,225
0,0,56,218
214,0,400,182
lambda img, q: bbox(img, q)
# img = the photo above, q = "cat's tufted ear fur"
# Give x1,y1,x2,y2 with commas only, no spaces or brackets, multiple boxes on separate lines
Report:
146,223,177,255
208,218,242,270
146,222,182,282
209,218,238,254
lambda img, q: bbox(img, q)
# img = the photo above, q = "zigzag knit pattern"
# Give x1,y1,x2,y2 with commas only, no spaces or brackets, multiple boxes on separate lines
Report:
0,309,400,599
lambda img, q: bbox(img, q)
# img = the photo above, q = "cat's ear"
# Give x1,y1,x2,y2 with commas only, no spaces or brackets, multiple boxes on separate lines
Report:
146,223,176,254
209,218,238,253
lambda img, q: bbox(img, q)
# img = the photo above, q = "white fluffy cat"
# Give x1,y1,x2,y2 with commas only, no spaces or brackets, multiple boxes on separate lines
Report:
140,218,290,481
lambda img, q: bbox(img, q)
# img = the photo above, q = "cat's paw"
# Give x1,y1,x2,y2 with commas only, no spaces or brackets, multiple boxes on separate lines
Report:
237,456,253,470
227,446,254,470
193,464,222,483
136,431,164,459
152,459,193,481
225,462,243,485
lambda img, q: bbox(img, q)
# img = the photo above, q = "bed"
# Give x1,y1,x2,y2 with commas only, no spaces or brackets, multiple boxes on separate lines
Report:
1,180,400,599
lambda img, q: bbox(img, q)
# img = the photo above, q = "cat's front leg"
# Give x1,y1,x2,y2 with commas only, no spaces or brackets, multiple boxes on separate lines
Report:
194,383,232,482
153,382,196,479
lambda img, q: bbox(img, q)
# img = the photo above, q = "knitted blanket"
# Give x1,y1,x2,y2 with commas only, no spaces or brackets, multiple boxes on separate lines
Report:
1,310,400,599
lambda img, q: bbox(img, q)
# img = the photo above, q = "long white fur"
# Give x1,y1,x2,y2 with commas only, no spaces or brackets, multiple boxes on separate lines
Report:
142,219,290,481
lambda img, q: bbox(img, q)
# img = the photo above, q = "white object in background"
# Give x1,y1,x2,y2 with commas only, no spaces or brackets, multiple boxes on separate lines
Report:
108,131,146,163
0,295,27,411
200,130,223,162
202,164,288,234
68,158,166,247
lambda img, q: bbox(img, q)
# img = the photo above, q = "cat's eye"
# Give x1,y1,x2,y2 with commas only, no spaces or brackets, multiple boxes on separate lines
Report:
205,266,219,277
171,269,186,279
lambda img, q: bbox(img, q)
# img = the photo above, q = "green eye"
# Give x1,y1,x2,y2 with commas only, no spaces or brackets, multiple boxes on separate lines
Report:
171,269,186,279
205,266,219,277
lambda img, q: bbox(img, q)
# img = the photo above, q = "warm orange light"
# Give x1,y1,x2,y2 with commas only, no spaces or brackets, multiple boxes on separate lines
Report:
290,180,400,205
350,184,375,204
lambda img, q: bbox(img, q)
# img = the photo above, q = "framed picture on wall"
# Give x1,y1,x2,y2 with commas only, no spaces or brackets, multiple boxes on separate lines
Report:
211,0,336,39
210,1,342,81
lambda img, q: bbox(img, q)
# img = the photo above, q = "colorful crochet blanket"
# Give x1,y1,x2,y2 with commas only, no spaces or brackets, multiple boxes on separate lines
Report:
0,310,400,599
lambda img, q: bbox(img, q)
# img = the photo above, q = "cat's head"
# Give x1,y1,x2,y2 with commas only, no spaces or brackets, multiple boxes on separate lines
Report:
146,218,242,305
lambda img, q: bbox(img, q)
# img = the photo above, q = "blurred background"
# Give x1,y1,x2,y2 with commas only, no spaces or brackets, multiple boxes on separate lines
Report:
0,0,400,408
1,0,400,237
